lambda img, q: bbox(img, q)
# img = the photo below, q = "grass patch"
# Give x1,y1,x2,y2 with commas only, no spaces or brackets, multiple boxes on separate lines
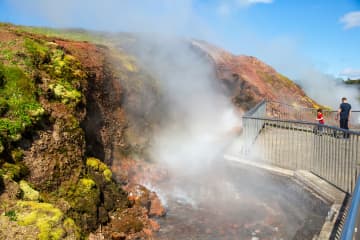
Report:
24,38,50,68
5,210,17,221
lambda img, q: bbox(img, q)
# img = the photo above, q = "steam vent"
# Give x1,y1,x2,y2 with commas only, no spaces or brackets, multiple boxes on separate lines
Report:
0,20,359,240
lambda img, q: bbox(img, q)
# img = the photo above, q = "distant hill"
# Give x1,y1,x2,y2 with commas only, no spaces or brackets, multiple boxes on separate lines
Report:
344,79,360,85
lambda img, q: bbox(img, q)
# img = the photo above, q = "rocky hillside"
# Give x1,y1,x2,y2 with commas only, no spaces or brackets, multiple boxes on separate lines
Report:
191,40,320,110
0,23,164,240
0,23,320,240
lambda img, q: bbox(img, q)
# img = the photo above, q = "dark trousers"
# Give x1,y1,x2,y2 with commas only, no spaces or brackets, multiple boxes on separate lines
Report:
340,118,349,130
340,118,349,138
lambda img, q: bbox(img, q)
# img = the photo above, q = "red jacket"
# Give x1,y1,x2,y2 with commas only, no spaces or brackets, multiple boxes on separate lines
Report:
317,112,324,124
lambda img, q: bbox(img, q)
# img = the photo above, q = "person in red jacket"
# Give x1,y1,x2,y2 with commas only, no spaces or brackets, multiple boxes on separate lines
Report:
316,109,325,124
316,109,325,135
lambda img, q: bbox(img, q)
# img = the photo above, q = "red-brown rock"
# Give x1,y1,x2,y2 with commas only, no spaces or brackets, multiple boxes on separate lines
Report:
149,219,160,232
149,192,166,217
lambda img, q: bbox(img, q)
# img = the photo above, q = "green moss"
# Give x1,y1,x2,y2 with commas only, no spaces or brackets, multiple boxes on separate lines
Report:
19,180,40,201
24,38,50,68
0,63,43,143
86,157,112,182
16,201,65,240
86,157,99,170
28,107,45,119
58,178,100,232
0,162,28,181
63,217,81,238
103,169,112,182
79,178,96,190
0,140,4,154
49,83,82,104
11,148,24,162
111,50,138,73
5,210,17,221
48,50,85,87
86,157,107,171
61,177,100,212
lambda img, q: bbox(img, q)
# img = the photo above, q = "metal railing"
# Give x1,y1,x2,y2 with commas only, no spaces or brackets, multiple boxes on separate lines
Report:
267,101,360,130
241,100,360,239
341,176,360,240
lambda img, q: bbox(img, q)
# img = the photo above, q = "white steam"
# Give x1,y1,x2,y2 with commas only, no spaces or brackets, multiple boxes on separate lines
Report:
128,36,241,176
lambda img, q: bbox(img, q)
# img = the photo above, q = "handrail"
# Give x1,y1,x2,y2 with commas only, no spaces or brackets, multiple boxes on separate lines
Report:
267,100,360,112
243,99,266,117
341,176,360,240
243,115,360,136
242,99,360,238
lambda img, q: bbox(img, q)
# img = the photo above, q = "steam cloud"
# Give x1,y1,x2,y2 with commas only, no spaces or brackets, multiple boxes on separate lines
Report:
125,35,241,176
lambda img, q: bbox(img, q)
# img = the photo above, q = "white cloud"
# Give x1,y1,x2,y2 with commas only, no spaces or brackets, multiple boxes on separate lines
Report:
340,68,360,79
340,11,360,29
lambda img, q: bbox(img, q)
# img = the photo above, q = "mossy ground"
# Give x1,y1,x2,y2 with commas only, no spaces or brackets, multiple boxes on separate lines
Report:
0,24,99,239
0,23,148,239
1,201,81,240
86,157,112,182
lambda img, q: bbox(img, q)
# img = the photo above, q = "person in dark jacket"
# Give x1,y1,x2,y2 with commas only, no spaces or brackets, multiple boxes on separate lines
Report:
336,97,351,137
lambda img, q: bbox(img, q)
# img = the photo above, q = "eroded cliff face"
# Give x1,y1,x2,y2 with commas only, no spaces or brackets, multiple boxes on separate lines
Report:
0,24,162,240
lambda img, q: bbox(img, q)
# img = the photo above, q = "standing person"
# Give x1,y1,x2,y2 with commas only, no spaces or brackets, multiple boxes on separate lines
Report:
316,109,325,135
336,97,351,138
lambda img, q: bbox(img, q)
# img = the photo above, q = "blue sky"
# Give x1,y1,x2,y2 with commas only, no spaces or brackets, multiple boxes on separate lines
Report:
0,0,359,79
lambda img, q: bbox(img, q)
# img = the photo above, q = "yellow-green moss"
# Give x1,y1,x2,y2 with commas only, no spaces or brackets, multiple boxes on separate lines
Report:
63,217,81,239
111,50,138,73
28,107,45,119
0,64,43,143
86,157,101,170
103,169,112,182
16,201,64,240
58,177,100,230
19,180,40,201
50,50,85,81
23,38,52,71
0,140,3,154
79,178,96,190
0,162,27,180
86,157,112,182
86,157,107,171
49,83,82,104
11,148,24,162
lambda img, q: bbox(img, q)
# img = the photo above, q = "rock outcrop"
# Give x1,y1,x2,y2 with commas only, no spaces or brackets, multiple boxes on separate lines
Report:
0,24,161,240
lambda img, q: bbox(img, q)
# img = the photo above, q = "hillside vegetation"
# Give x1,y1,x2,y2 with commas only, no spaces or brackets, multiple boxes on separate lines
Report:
0,23,162,240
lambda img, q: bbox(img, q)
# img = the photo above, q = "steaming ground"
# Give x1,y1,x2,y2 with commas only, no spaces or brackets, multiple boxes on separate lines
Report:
114,35,330,239
144,163,329,240
119,34,241,176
